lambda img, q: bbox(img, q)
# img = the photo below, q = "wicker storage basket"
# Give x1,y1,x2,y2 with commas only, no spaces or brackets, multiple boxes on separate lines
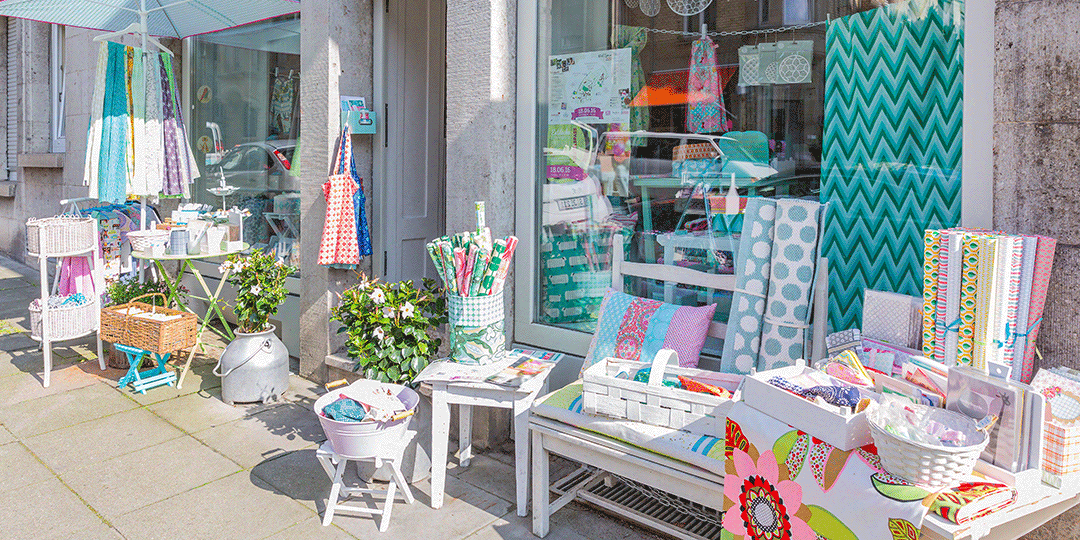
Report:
868,403,989,488
26,216,96,256
100,293,196,354
582,350,742,437
126,229,170,252
29,296,99,341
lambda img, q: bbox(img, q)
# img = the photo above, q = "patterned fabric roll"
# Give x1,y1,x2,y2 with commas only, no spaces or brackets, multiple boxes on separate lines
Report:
956,234,979,366
1010,236,1038,382
999,237,1024,371
973,236,997,372
1020,237,1057,382
922,230,941,357
943,233,964,365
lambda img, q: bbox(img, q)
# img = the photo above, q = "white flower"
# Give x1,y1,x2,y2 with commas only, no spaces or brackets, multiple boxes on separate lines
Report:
372,327,385,341
370,288,386,304
400,302,415,318
381,306,395,318
250,285,262,295
218,262,230,274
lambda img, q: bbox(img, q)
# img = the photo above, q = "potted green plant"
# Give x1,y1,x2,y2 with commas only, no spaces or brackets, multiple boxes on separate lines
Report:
330,275,448,384
215,249,297,405
329,274,448,482
102,276,186,369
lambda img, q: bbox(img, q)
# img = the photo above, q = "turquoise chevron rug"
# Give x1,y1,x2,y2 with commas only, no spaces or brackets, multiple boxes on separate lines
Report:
821,0,964,332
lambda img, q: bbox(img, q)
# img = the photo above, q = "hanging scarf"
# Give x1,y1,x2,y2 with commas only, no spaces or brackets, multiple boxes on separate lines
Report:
687,35,731,134
98,41,130,204
607,25,649,160
84,42,108,196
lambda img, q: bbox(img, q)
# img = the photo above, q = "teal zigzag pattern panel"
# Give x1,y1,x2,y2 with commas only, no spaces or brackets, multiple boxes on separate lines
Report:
821,0,964,332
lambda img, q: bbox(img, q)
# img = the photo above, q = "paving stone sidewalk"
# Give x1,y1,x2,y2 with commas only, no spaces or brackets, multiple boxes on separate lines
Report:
0,255,661,540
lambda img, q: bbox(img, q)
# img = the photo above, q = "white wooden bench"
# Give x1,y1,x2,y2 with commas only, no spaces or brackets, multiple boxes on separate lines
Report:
530,230,827,537
530,234,1080,539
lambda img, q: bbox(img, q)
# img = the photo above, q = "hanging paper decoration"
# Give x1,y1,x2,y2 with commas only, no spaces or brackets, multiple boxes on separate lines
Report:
739,41,814,87
667,0,713,16
640,0,661,17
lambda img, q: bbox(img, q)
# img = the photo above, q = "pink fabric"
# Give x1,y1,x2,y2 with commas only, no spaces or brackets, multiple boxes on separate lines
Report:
665,302,717,368
1020,236,1056,383
57,256,95,296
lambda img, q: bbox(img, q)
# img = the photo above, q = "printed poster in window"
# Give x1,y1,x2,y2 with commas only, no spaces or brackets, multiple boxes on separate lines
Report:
548,48,631,126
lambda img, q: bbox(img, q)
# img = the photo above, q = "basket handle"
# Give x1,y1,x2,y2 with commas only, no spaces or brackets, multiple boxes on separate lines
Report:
128,292,168,313
647,349,679,387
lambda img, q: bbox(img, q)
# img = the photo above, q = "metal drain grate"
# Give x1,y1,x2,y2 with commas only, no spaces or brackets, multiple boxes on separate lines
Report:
552,467,725,540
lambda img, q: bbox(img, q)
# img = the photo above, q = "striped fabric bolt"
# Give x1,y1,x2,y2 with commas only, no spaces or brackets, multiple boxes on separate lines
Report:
923,230,941,358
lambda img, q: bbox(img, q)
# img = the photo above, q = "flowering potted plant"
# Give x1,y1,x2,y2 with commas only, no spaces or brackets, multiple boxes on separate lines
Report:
215,249,297,404
330,274,448,384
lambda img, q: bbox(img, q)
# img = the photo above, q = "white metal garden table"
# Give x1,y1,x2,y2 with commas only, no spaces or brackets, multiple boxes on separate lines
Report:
132,243,247,388
428,353,562,516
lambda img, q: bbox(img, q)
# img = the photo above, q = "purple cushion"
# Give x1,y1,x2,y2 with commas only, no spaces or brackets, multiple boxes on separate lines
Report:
579,289,717,376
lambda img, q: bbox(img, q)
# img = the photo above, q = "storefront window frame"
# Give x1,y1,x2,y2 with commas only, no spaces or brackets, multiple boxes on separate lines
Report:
512,0,996,358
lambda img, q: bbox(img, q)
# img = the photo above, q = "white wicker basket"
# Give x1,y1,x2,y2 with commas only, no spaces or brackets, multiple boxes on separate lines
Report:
582,350,741,437
26,216,96,256
28,297,99,341
127,229,170,252
868,403,989,488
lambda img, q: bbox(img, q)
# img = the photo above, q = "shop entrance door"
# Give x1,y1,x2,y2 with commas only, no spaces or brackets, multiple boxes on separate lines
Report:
380,0,447,283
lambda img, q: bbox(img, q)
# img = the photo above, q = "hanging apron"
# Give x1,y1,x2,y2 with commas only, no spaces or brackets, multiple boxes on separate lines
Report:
318,126,365,267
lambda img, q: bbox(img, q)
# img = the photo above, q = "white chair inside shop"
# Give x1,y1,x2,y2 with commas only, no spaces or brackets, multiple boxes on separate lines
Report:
315,435,416,532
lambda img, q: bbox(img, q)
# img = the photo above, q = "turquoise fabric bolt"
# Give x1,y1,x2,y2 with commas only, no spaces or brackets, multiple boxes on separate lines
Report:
99,41,130,204
640,303,678,362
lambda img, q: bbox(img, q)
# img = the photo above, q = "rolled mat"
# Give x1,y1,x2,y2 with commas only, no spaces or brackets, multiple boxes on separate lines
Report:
1019,236,1056,383
721,198,777,374
758,199,821,371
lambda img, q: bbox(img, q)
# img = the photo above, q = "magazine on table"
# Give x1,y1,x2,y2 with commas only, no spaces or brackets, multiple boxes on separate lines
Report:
413,348,561,386
484,351,559,387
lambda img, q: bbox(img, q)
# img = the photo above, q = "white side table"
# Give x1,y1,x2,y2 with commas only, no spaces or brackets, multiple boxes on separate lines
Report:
429,358,559,516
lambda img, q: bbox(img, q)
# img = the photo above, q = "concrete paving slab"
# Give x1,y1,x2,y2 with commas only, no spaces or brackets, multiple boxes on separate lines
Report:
448,452,518,504
0,362,100,407
110,471,313,540
0,276,34,291
279,374,324,407
249,448,330,514
0,425,13,446
465,504,665,540
0,442,55,493
0,477,120,540
0,381,138,438
63,435,242,520
0,336,83,379
332,474,512,539
193,403,325,468
263,515,356,540
124,361,223,406
23,407,184,474
147,387,250,434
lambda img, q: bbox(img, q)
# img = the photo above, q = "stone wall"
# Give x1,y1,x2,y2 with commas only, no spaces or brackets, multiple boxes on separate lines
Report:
996,0,1080,535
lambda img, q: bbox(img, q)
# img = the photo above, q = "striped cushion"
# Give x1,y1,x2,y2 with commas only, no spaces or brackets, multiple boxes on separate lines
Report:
580,289,716,375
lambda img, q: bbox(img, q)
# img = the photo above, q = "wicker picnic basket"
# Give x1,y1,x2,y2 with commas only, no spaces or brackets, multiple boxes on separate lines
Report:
582,350,741,437
26,216,96,256
100,293,196,354
867,402,989,488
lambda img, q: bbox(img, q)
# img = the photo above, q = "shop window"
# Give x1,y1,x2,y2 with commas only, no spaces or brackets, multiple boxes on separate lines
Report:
527,0,965,350
187,14,301,272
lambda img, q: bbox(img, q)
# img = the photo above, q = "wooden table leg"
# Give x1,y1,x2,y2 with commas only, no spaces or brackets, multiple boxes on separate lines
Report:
430,384,451,509
458,404,472,467
514,397,531,517
532,428,550,537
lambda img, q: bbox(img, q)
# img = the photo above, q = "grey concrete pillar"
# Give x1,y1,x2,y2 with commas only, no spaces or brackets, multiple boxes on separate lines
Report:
445,0,518,449
298,0,341,380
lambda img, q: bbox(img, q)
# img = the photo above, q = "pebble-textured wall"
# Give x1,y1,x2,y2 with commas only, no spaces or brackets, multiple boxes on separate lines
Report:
996,0,1080,534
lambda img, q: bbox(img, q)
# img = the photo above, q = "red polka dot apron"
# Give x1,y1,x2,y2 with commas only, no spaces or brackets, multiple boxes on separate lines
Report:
317,127,361,266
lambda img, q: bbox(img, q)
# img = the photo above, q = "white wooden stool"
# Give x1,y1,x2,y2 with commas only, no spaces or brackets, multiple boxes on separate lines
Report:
315,440,415,531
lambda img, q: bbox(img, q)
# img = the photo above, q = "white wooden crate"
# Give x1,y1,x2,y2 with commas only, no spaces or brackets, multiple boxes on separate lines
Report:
582,350,741,438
